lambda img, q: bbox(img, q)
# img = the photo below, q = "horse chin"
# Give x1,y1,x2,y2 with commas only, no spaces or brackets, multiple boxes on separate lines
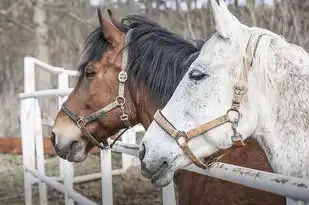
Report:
150,163,174,187
151,170,174,187
66,141,88,162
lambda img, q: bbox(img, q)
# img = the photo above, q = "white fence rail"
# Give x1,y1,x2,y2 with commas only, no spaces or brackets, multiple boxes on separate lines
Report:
20,57,176,205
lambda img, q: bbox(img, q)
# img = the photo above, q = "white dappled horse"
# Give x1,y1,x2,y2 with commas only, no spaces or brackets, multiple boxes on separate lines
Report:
139,0,309,204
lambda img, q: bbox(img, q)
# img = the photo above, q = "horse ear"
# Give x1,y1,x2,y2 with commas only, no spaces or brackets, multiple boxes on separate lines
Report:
211,0,240,39
96,8,124,47
107,9,119,26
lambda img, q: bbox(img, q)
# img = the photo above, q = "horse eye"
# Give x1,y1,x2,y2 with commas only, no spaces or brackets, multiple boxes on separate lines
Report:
188,69,208,81
85,67,96,78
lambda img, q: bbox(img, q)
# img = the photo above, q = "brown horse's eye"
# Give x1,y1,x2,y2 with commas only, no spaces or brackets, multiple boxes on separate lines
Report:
85,67,96,79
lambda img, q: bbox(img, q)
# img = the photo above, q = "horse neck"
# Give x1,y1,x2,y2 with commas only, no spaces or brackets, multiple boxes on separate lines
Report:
249,34,309,176
129,87,161,129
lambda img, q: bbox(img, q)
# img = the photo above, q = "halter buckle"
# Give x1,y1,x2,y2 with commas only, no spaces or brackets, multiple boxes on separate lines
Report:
118,71,128,83
76,117,86,128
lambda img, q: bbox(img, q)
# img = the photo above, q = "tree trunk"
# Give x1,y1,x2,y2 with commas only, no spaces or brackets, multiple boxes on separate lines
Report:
33,0,51,89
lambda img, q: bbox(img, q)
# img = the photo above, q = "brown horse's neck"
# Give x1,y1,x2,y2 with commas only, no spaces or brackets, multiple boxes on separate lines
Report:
137,105,157,129
130,88,160,129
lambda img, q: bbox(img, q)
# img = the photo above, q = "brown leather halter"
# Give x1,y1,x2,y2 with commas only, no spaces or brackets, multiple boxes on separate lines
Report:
61,28,134,150
153,34,266,169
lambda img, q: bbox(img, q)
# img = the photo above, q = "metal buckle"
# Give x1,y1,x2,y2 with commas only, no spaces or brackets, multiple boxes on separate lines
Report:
76,117,86,128
118,71,128,83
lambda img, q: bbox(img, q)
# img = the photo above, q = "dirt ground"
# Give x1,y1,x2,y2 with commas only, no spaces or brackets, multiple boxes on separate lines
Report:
0,152,162,205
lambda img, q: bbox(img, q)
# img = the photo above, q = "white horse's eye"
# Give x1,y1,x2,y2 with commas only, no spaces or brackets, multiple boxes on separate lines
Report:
188,69,208,81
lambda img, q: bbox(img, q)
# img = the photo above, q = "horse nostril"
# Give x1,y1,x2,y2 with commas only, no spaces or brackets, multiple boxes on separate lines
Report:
50,132,56,146
139,143,146,161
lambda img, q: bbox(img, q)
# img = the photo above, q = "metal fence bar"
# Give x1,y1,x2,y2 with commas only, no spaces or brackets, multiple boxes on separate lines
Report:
57,72,75,205
34,100,48,205
183,163,309,201
22,57,37,205
122,128,138,170
25,167,98,205
109,140,139,157
26,56,78,76
51,169,127,183
19,88,73,99
101,149,113,205
162,182,177,205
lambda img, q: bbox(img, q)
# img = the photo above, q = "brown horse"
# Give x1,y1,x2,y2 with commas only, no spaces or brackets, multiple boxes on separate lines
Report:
50,10,284,205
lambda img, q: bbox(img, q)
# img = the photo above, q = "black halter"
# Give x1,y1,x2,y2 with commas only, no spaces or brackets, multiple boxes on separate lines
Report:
61,29,134,150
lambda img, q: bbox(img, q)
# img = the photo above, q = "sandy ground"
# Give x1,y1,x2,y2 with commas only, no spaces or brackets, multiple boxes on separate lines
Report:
0,153,162,205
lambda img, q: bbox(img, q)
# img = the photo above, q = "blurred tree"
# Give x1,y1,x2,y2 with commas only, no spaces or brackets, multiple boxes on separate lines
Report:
34,0,52,89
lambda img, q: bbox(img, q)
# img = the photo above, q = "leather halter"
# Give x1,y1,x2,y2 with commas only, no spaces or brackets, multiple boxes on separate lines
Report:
153,34,266,169
61,29,134,150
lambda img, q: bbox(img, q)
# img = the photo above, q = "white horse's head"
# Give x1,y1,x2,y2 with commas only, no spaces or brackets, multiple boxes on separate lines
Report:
139,0,271,186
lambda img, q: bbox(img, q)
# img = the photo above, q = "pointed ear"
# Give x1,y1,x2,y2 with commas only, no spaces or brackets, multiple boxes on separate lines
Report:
211,0,240,39
96,8,124,47
107,9,120,26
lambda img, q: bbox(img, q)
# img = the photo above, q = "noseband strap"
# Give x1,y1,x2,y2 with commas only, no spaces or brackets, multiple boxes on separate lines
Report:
61,29,134,150
153,34,267,169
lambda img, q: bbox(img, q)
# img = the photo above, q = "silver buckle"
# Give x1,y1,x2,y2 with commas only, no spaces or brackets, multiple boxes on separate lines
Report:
118,71,128,83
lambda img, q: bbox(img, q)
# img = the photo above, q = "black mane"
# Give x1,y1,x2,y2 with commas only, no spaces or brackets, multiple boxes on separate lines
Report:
78,14,203,106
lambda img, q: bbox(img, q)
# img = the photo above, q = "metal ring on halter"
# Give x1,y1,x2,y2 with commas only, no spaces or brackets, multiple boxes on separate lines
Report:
226,109,241,124
116,96,126,106
76,117,86,128
175,131,189,145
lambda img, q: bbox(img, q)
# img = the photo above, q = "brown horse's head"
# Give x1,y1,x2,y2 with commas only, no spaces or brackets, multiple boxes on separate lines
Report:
51,10,137,162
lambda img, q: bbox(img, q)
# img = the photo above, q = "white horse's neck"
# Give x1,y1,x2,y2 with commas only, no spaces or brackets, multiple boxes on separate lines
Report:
245,30,309,178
